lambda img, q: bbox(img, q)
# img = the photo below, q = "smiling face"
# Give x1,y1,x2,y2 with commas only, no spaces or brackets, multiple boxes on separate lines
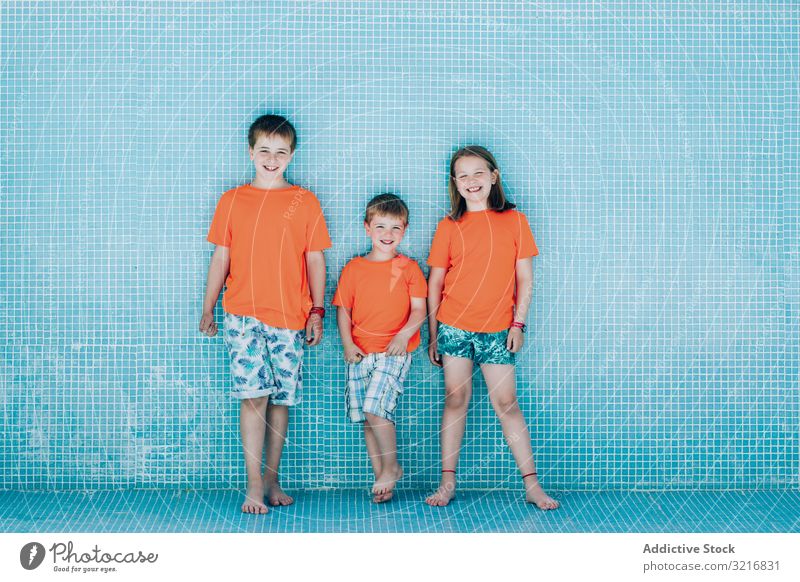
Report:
452,155,499,208
249,132,294,184
365,213,407,254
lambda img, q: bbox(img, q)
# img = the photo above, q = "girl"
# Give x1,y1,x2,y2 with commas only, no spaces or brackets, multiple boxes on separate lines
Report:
425,145,559,510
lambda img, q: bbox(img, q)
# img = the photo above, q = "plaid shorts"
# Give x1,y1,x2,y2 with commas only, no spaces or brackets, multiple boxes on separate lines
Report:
436,321,515,365
345,352,412,424
222,311,305,404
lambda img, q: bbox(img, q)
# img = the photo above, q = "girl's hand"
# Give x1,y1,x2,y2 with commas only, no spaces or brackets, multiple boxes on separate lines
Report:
305,313,324,346
506,327,524,353
386,332,410,356
428,337,443,367
343,343,366,364
199,312,217,336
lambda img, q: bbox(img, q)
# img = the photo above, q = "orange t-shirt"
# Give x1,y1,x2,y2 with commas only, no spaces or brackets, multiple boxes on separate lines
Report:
332,254,428,354
427,209,538,333
206,184,332,330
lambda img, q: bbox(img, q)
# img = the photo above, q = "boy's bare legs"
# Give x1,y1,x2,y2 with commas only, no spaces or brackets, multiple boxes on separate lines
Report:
426,355,473,506
240,396,269,514
363,423,383,478
263,403,294,506
480,364,559,510
364,412,402,502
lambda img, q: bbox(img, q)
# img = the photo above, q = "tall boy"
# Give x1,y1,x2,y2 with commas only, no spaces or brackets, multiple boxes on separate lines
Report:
200,114,331,514
333,194,427,502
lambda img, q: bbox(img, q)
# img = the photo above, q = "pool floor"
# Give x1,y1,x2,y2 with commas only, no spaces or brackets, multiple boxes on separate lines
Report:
1,490,798,533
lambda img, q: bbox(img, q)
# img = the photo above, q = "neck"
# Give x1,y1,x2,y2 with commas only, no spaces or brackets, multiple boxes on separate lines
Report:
465,199,489,212
366,248,398,262
251,175,291,190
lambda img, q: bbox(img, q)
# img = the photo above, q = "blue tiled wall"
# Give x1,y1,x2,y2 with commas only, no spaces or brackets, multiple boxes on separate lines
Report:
2,1,797,491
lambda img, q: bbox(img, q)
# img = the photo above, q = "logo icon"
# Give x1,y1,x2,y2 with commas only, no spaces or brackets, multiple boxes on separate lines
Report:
20,542,46,570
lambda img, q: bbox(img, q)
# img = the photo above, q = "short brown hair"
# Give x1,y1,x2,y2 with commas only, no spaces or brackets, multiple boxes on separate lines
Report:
364,193,409,225
248,114,297,151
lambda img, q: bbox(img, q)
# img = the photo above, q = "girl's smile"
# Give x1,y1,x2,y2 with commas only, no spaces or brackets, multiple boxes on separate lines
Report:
453,155,498,209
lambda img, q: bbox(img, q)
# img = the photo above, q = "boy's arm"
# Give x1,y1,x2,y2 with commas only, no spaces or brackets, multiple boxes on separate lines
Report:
426,267,446,366
336,306,365,362
385,297,427,356
305,250,326,346
199,245,230,336
393,297,427,340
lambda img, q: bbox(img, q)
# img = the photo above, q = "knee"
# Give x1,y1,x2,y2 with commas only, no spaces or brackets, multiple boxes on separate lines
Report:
492,394,520,415
444,388,470,410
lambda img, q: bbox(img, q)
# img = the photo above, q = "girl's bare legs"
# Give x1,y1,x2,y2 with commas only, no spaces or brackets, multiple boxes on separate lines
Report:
240,396,269,514
426,355,473,506
365,412,403,502
480,363,559,510
263,403,294,506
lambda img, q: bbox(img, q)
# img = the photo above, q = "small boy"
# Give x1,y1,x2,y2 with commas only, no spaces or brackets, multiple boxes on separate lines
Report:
333,194,427,503
199,114,332,514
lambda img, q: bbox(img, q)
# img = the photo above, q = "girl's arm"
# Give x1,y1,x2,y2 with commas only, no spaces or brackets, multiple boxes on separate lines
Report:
199,245,230,336
427,267,446,366
305,250,326,345
513,257,534,323
508,257,533,352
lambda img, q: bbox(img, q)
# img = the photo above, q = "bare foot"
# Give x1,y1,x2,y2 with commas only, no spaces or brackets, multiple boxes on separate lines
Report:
425,476,456,507
265,480,294,506
372,465,403,503
525,479,559,510
241,482,268,514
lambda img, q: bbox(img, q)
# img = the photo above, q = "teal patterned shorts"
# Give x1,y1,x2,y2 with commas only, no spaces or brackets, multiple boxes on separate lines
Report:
435,321,515,365
222,311,305,404
345,353,412,424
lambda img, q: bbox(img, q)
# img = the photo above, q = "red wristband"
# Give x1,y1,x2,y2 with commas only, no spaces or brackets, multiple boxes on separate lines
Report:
510,321,526,332
309,306,326,318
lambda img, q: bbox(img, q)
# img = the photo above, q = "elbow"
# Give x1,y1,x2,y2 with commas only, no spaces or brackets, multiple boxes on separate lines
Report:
306,251,325,267
427,276,444,293
212,252,230,272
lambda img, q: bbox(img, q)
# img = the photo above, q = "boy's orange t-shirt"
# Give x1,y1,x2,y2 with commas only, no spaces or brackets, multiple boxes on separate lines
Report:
427,209,538,333
332,254,428,354
206,184,332,330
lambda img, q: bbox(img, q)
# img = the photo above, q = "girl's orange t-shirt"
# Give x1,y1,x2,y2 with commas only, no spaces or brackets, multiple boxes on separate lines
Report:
332,254,428,353
427,209,538,333
206,184,332,330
